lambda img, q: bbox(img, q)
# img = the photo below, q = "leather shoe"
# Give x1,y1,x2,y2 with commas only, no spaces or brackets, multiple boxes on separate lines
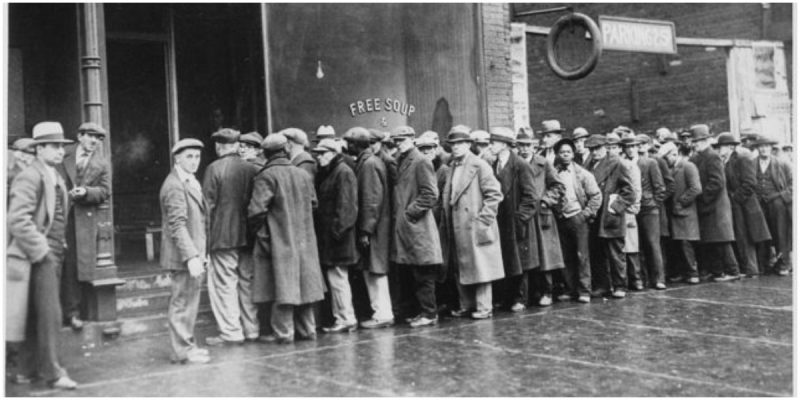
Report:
50,376,78,390
577,295,591,304
686,277,700,284
538,295,552,307
322,323,357,334
409,315,437,328
450,309,471,318
471,310,492,319
205,336,244,346
655,282,666,290
360,318,394,329
510,302,526,312
611,289,626,299
68,316,84,331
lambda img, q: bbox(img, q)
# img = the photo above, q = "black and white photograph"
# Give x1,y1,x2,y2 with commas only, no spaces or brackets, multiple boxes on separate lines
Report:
3,2,795,396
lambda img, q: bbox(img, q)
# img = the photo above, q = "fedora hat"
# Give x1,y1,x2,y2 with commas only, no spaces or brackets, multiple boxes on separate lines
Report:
171,138,204,155
32,121,73,144
489,127,516,145
516,128,534,144
688,124,712,142
712,132,739,147
447,130,473,144
750,135,778,147
537,120,565,135
415,135,438,149
620,136,640,147
605,133,621,146
469,130,490,144
449,125,471,137
572,127,589,140
316,125,335,139
77,122,107,137
391,125,415,140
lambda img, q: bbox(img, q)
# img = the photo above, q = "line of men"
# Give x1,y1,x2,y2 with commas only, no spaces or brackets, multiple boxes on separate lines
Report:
160,118,792,365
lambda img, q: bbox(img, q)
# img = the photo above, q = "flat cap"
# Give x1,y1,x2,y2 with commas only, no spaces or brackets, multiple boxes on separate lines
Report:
657,141,678,158
12,138,37,154
171,138,204,155
78,122,107,136
585,134,606,149
368,128,387,142
391,125,416,139
261,134,288,151
415,135,438,148
211,128,240,143
346,127,372,143
278,128,309,147
312,138,341,153
239,131,264,147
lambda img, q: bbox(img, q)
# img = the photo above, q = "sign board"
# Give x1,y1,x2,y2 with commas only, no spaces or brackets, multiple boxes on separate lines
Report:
599,15,677,54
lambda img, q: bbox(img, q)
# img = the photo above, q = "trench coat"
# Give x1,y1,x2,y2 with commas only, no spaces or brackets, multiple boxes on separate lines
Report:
390,147,443,267
442,152,505,285
159,169,207,270
530,155,566,271
589,154,635,239
355,148,392,274
58,145,111,281
494,152,538,276
656,156,675,237
7,160,69,341
248,157,325,305
669,159,702,241
202,153,259,251
690,147,735,243
725,151,771,243
292,151,317,180
316,155,359,267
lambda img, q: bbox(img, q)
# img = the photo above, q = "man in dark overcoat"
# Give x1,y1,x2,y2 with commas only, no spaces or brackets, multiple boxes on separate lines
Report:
313,138,360,333
752,135,793,275
584,134,636,298
279,128,317,180
714,133,771,277
348,128,395,329
8,122,78,389
248,134,325,343
238,131,266,167
159,138,210,364
389,125,443,328
662,142,702,283
56,122,111,331
688,124,739,281
488,127,538,312
632,134,667,289
203,128,261,345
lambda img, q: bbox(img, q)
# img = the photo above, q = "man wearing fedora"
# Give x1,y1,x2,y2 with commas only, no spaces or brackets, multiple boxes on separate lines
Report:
752,135,793,275
713,133,771,277
572,127,590,166
537,120,565,165
8,121,78,389
203,129,262,346
516,128,536,164
56,122,111,331
689,124,740,281
160,138,211,364
238,131,266,167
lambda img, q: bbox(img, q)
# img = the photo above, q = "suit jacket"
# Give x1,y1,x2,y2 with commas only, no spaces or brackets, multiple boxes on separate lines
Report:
7,159,69,340
669,159,701,240
58,144,111,281
589,154,635,238
725,151,771,243
159,169,207,270
202,153,259,251
637,156,666,214
690,147,734,242
755,155,793,204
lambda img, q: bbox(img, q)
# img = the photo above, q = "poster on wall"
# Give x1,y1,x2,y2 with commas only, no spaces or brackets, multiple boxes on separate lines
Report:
510,23,530,133
753,45,776,90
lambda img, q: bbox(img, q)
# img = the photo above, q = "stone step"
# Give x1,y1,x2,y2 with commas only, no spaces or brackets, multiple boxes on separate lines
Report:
116,287,210,319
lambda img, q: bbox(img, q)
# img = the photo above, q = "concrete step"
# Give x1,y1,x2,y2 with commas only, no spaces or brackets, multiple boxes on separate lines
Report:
115,270,209,319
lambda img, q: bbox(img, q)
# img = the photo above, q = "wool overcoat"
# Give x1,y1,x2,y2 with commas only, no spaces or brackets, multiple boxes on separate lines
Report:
494,152,539,276
159,169,207,270
690,147,735,242
530,154,566,271
442,152,505,285
202,153,259,251
725,151,771,243
248,157,325,305
355,149,392,274
316,155,359,267
390,147,443,267
656,156,675,237
589,154,635,238
669,159,702,241
58,145,111,281
292,151,318,180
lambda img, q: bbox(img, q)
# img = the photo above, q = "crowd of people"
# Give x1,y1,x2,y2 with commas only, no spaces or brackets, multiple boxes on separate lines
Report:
5,118,793,389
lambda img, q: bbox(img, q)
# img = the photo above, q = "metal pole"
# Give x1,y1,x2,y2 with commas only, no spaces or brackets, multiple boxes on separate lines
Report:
81,3,103,124
261,3,273,134
514,6,573,18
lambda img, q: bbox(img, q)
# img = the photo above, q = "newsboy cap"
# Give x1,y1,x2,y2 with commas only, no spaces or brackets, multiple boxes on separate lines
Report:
171,138,204,155
312,138,341,153
239,131,264,147
449,125,471,136
211,128,240,143
368,128,387,142
77,122,107,136
346,127,372,144
584,134,606,149
572,127,589,140
261,134,289,151
391,125,416,139
279,128,309,147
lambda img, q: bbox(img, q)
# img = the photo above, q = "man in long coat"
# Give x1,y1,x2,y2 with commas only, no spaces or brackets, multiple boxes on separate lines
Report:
441,130,505,319
313,138,360,333
752,135,793,275
488,127,538,312
661,142,702,283
8,122,78,389
347,128,395,329
248,134,326,343
631,135,667,289
238,131,266,167
57,122,111,331
714,133,771,277
279,128,317,180
203,128,261,345
389,125,443,328
584,134,636,298
159,138,210,364
688,124,740,281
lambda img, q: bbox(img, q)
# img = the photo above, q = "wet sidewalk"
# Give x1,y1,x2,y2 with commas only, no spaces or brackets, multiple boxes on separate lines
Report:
8,276,793,397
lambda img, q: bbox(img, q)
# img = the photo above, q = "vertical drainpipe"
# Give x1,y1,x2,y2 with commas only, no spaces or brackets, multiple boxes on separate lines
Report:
761,3,771,39
261,4,274,134
81,4,103,124
475,3,489,130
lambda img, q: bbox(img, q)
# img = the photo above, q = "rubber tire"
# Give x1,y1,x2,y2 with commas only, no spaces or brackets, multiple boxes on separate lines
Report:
546,12,603,80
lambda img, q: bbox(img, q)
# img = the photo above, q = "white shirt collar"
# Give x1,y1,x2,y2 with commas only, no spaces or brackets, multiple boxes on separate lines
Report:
175,165,195,183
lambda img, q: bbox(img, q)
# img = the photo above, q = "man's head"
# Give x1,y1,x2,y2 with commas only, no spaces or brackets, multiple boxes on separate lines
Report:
447,129,473,158
312,138,340,167
415,135,438,162
211,128,240,156
554,138,576,165
658,141,678,167
488,127,515,155
636,134,651,155
572,127,589,152
711,132,739,158
655,127,673,143
238,131,264,161
689,124,712,152
469,130,490,156
278,128,309,154
76,122,107,154
537,120,564,148
391,125,416,153
261,134,290,159
517,127,535,159
585,134,607,160
32,121,72,166
172,138,204,174
12,138,37,166
605,133,621,156
621,137,639,159
752,136,777,158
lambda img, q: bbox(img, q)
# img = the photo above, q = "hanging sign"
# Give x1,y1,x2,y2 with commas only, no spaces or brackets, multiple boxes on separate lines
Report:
349,97,415,118
599,15,677,54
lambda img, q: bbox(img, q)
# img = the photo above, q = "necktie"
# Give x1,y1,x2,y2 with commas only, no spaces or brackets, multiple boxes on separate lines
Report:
77,152,90,173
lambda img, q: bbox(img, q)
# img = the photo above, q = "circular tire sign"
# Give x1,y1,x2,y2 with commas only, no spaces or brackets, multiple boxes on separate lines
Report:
546,12,603,80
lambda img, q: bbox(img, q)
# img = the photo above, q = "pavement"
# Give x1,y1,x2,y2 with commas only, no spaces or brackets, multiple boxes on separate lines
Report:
6,275,793,397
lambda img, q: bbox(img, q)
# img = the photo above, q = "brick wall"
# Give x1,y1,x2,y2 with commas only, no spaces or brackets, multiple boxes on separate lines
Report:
481,3,514,128
513,3,793,136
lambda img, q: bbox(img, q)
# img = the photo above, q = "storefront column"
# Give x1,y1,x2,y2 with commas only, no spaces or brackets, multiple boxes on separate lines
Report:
79,3,124,322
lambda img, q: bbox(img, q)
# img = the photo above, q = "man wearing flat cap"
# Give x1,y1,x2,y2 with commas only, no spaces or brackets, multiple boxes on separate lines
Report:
203,129,261,346
752,135,793,275
688,124,740,281
56,122,111,331
8,122,78,389
278,128,317,180
713,133,771,278
248,134,325,343
238,131,266,167
8,138,37,189
537,120,565,165
160,138,210,364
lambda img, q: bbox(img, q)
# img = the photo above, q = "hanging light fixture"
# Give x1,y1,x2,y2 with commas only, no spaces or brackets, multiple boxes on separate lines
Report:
316,60,324,79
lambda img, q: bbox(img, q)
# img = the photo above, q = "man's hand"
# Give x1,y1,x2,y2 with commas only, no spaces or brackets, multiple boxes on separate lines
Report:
187,257,205,277
358,235,370,248
69,187,87,199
